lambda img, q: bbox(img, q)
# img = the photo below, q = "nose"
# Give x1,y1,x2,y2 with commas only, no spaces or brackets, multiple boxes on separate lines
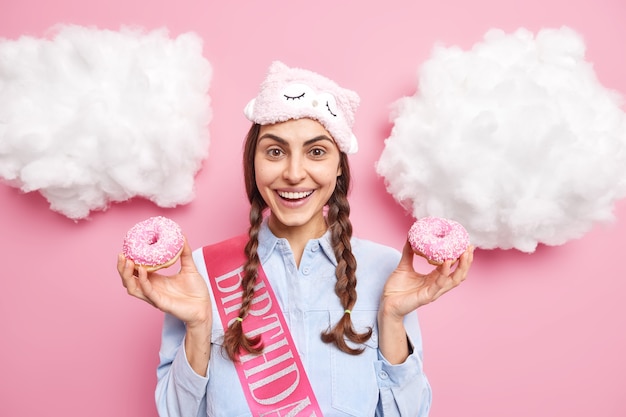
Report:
283,154,306,183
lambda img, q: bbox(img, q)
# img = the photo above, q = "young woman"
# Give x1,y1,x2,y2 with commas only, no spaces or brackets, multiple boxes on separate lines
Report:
118,61,474,417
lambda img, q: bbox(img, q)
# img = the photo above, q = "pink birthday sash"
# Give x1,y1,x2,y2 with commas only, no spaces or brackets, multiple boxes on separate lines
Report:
203,234,323,417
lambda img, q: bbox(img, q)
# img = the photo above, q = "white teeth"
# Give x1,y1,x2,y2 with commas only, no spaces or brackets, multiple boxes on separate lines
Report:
278,191,313,199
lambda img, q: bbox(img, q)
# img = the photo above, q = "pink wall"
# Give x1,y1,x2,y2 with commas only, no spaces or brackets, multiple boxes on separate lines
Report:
1,1,625,416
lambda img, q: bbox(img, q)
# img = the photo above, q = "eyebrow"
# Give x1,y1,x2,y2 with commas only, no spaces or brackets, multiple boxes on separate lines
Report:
258,133,334,147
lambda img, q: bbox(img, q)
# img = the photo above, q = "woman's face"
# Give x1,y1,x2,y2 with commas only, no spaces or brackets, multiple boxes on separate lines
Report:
255,118,342,238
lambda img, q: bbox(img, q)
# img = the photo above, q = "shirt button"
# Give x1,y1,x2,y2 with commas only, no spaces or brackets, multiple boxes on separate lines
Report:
379,371,389,380
312,243,319,252
302,267,310,275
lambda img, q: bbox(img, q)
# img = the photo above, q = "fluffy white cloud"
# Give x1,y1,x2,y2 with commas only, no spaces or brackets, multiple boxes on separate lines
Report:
0,25,212,219
376,27,626,252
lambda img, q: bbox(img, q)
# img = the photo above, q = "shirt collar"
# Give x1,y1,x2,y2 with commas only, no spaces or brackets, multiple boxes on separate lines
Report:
257,217,338,266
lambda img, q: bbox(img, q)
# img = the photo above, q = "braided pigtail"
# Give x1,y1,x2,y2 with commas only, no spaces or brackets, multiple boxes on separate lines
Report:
321,154,372,355
222,124,267,362
222,199,265,361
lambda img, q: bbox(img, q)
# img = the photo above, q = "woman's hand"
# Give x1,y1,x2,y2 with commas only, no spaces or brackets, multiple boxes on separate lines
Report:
117,238,211,327
118,237,213,375
377,241,474,364
380,241,475,319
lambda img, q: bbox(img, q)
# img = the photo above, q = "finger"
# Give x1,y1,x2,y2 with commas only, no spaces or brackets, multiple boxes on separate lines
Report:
119,255,137,289
120,258,152,303
446,246,474,287
454,246,474,280
434,258,467,298
435,259,452,277
135,266,158,307
426,247,475,302
117,253,127,275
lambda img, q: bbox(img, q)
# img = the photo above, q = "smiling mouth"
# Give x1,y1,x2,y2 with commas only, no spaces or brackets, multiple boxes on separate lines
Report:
278,191,313,200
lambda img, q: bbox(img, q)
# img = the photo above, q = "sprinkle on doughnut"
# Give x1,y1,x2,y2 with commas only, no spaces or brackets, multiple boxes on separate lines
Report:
408,217,470,265
122,216,184,270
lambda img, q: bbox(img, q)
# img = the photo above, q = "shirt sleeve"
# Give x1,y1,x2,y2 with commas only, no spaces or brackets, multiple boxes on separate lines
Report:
375,312,432,417
154,249,211,417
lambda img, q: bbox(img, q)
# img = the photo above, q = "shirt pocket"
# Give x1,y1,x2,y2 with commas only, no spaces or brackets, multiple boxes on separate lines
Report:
205,328,252,417
328,309,380,416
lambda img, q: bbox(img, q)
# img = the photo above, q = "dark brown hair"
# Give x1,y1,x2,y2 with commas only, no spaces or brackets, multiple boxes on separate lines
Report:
222,123,371,361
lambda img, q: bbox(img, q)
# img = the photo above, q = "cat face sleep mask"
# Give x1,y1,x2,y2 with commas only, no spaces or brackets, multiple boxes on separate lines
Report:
244,61,360,154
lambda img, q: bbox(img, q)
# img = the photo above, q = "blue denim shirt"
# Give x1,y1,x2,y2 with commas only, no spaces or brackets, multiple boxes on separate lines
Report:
156,220,432,416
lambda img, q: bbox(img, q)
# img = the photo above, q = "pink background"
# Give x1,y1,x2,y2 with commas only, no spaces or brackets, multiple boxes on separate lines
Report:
1,0,625,416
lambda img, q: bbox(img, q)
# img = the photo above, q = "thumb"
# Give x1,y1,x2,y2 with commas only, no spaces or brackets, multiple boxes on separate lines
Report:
179,237,195,268
398,240,416,270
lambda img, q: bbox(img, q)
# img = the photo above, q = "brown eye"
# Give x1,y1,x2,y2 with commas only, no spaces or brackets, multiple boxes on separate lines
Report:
309,148,326,158
267,148,284,158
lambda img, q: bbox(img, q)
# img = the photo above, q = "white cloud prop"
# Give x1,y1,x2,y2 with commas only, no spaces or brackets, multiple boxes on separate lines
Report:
376,27,626,252
0,25,212,219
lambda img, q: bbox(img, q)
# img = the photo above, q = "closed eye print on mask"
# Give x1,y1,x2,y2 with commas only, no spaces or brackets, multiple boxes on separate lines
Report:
281,83,339,118
282,83,313,101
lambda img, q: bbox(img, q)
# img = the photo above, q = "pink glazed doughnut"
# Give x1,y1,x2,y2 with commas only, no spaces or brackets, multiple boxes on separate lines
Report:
408,217,470,265
122,216,184,272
